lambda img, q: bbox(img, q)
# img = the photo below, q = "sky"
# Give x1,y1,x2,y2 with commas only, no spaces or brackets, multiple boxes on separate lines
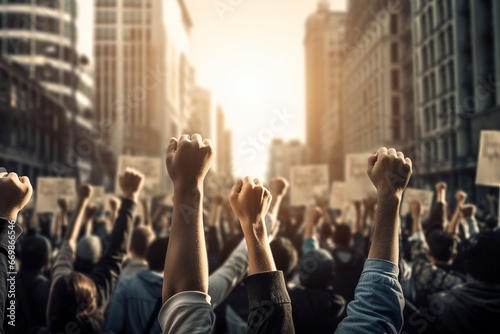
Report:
78,0,348,180
184,0,347,179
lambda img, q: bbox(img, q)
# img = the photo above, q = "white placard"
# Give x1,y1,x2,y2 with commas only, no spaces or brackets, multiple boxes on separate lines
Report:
476,131,500,187
400,188,434,217
36,177,76,212
116,155,163,197
290,165,329,206
345,153,377,200
91,186,106,206
329,182,346,210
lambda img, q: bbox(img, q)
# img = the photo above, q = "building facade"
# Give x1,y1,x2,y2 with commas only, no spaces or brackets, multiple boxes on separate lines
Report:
412,0,500,199
215,105,233,179
267,138,306,182
189,85,212,138
342,0,414,158
0,0,97,182
304,1,346,181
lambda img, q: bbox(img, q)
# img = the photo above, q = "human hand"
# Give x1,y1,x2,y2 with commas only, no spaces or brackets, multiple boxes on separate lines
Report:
84,204,98,221
78,184,94,202
367,148,412,198
486,194,496,204
0,171,33,221
228,177,272,237
166,134,214,191
119,168,144,201
270,177,289,198
57,198,68,213
306,206,323,227
455,191,467,206
108,196,120,212
461,204,476,220
435,182,447,193
410,200,422,218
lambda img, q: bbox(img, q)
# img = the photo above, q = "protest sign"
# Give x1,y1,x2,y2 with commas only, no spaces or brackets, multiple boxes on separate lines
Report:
400,188,434,217
329,182,346,210
36,177,76,212
290,165,329,206
344,153,376,200
116,155,163,197
476,131,500,186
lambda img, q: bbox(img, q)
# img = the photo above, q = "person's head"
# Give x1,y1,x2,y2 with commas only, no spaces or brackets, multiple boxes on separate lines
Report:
426,230,457,264
129,226,155,259
76,236,102,264
146,237,169,272
20,235,51,272
270,237,298,279
333,224,351,246
465,231,500,284
47,272,103,333
299,249,335,289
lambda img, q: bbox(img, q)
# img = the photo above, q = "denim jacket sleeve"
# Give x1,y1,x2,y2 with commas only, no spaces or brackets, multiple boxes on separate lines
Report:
335,259,404,334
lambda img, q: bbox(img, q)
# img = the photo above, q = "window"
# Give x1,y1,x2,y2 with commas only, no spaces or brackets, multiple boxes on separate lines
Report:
7,13,32,30
441,99,448,126
124,11,141,24
392,96,400,140
96,11,116,24
421,15,427,39
440,65,447,92
448,61,455,89
7,38,30,54
390,43,399,63
427,7,434,32
429,40,435,64
422,46,428,69
430,72,436,97
447,26,454,53
390,14,398,35
424,107,430,132
96,0,116,7
439,32,446,57
96,27,116,40
391,70,400,90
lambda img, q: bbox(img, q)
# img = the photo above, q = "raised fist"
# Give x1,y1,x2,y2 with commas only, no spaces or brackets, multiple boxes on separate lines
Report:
166,134,214,190
435,182,447,193
108,196,120,211
306,206,323,227
57,198,68,213
455,191,467,205
461,204,476,220
410,200,422,218
119,168,145,201
84,204,98,221
367,148,412,197
0,171,33,221
270,177,289,198
228,177,272,230
78,184,94,201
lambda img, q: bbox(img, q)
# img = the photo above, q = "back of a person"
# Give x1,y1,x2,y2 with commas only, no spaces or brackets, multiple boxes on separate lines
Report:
332,246,364,302
431,281,500,334
108,269,162,334
289,286,345,334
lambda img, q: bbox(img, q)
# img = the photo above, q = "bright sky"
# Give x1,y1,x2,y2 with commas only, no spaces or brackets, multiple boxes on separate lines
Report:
185,0,347,179
78,0,348,180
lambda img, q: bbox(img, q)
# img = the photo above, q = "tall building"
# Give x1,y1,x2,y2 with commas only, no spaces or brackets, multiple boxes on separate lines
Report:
94,0,194,190
304,1,346,181
412,0,500,198
216,105,233,180
342,0,414,158
0,0,96,181
267,138,306,182
189,85,212,138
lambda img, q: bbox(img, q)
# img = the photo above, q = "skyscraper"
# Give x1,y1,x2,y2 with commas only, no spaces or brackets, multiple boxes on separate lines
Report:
189,85,212,139
0,0,96,181
304,1,346,181
216,105,233,180
412,0,500,199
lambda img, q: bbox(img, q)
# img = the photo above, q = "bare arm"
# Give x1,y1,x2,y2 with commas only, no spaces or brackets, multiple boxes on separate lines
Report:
65,185,93,248
140,198,150,227
447,191,466,234
162,134,214,303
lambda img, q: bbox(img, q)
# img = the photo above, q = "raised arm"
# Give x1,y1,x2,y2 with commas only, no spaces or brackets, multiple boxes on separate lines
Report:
140,197,151,227
302,206,322,254
0,171,32,332
336,147,412,334
64,185,93,249
268,177,289,224
229,177,294,334
162,134,214,302
447,191,466,234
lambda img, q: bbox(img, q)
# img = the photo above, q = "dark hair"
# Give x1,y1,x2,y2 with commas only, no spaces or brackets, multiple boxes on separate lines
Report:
146,237,169,272
270,237,298,279
427,230,456,263
47,272,103,333
299,249,335,289
465,231,500,284
130,226,155,258
333,224,351,246
20,235,51,271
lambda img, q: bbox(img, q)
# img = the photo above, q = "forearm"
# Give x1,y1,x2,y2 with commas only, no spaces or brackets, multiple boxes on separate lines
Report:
163,188,208,302
65,199,88,247
243,220,276,276
447,208,461,234
102,198,135,259
368,195,401,265
141,201,150,227
268,195,283,222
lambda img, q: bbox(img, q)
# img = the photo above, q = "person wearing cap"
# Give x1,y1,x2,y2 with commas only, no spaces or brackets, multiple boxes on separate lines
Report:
74,235,102,275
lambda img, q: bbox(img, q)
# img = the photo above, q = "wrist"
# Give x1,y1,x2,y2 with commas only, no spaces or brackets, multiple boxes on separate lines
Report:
173,186,203,205
0,210,18,221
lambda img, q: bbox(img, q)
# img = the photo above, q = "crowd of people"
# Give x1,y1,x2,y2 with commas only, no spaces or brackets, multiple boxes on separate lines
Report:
0,134,499,333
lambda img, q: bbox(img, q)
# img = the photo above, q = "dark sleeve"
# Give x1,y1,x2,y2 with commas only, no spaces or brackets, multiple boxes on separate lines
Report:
243,271,295,334
0,219,22,333
424,202,447,235
89,198,135,309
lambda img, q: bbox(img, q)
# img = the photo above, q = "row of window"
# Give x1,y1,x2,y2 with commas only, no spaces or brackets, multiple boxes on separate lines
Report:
0,38,79,64
96,10,151,25
96,27,151,41
421,61,455,101
423,95,455,132
418,0,453,41
96,0,152,8
0,0,77,15
0,13,76,39
419,26,454,71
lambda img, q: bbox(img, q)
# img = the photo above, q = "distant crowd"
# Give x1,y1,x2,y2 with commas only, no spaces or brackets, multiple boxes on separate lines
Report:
0,134,499,334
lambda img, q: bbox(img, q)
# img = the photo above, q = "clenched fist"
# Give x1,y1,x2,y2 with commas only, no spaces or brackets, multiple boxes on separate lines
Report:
306,206,323,227
455,191,467,205
119,168,145,201
228,177,272,234
0,171,33,221
78,184,94,201
166,134,214,190
367,148,412,198
270,177,289,198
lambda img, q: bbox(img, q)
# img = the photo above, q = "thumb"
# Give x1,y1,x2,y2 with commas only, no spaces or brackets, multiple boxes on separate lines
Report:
166,138,178,167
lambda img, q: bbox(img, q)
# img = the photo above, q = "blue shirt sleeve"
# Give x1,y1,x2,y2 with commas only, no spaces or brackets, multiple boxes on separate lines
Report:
335,259,404,334
302,237,318,255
